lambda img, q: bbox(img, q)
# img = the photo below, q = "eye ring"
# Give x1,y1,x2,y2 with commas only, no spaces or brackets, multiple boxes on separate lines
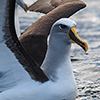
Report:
59,24,68,29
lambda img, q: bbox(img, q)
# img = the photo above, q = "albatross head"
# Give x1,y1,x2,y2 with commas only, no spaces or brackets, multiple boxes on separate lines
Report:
50,18,88,52
42,18,88,81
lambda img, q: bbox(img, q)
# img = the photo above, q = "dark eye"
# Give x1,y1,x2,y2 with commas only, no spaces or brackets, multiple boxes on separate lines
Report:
59,24,67,29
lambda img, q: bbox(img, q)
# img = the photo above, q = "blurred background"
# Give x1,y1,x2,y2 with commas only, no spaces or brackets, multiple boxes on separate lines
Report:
18,0,100,99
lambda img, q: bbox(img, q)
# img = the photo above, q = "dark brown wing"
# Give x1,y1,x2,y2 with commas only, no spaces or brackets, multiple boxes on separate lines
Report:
19,1,86,66
4,0,48,83
28,0,81,14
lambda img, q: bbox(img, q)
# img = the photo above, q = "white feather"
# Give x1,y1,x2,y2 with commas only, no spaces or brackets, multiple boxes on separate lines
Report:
0,1,77,98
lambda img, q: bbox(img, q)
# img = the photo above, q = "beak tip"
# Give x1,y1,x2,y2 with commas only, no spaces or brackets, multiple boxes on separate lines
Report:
84,43,88,52
85,48,88,52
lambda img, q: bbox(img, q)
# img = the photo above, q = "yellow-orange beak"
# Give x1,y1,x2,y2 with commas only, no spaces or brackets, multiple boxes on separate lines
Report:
68,27,88,52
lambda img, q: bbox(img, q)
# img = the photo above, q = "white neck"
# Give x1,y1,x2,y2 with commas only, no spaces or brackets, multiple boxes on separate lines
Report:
41,33,74,82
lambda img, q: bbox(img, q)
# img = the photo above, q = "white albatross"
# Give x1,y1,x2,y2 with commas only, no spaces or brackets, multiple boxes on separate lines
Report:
0,0,88,100
19,0,86,66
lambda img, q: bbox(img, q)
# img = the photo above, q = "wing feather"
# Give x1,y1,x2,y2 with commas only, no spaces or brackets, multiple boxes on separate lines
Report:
19,1,86,66
0,1,48,92
28,0,81,14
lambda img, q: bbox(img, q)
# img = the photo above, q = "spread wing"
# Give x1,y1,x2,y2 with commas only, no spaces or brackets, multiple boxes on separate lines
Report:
0,0,48,93
28,0,81,14
19,0,86,66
